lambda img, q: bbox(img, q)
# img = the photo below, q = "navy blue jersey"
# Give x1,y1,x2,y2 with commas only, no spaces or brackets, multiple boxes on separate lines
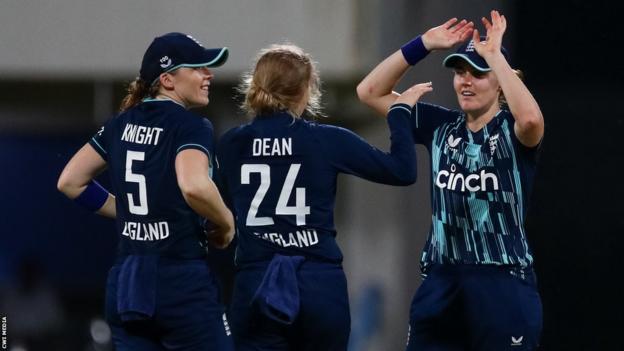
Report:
412,102,539,270
217,105,416,264
89,99,214,258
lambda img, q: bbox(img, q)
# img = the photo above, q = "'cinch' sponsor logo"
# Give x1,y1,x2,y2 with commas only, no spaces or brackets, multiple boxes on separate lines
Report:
435,164,499,192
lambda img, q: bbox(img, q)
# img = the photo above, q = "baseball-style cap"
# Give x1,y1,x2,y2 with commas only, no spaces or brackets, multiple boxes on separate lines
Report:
140,32,228,85
442,36,508,72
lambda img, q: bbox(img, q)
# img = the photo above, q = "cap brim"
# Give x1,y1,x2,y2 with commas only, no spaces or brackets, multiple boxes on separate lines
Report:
202,47,229,67
163,47,229,74
442,54,491,72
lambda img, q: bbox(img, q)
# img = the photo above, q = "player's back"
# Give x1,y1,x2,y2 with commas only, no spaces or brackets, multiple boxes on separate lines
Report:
218,107,416,264
219,112,341,264
90,99,213,258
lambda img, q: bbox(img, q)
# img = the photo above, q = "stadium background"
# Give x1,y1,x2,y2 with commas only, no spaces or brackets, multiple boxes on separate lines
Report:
0,1,621,350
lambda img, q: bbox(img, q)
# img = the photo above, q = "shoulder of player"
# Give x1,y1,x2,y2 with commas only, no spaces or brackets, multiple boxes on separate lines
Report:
417,101,461,119
498,108,514,122
303,120,353,138
168,109,214,130
304,121,361,150
217,122,255,147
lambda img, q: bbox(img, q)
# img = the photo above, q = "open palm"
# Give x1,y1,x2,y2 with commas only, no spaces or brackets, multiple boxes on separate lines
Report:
423,18,474,51
472,10,507,59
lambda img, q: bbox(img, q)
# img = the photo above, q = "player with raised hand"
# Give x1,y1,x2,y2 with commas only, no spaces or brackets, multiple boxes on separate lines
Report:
217,43,427,350
57,32,235,350
358,10,544,350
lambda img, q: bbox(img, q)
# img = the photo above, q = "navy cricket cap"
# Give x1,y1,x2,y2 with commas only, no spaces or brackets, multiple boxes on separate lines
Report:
140,32,228,85
442,37,509,72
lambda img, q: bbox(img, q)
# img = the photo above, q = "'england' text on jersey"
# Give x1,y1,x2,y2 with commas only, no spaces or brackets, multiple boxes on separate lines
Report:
121,123,164,146
122,221,170,241
253,229,319,248
252,138,292,156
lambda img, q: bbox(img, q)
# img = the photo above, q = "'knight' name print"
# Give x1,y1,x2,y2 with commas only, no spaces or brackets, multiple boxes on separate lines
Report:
121,123,164,146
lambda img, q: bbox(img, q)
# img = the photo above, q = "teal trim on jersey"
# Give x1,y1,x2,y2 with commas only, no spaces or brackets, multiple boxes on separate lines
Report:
463,229,472,252
433,218,447,257
466,128,474,143
470,230,480,262
450,235,460,258
501,119,525,220
90,138,107,154
497,232,509,263
469,197,487,232
479,231,492,262
176,143,213,178
176,143,210,156
142,97,186,109
389,105,412,115
431,126,444,171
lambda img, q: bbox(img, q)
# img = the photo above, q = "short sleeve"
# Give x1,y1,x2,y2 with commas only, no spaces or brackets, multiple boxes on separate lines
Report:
413,102,459,145
175,115,214,161
504,111,541,164
88,119,113,161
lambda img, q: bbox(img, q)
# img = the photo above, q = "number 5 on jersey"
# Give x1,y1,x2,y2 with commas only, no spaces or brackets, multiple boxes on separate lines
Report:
126,150,148,215
241,163,310,226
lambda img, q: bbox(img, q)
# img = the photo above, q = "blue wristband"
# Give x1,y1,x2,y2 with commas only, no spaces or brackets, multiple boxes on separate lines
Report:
74,180,109,212
400,35,429,65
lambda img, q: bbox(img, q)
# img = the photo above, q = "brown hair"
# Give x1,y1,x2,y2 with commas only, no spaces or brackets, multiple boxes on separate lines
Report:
238,44,323,117
499,69,524,108
119,78,160,112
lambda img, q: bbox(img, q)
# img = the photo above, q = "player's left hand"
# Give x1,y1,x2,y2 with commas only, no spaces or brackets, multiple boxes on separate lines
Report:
472,10,507,60
422,18,474,51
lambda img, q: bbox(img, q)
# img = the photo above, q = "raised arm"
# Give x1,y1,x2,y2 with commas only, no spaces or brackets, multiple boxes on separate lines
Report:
473,10,544,147
175,149,234,249
325,83,433,185
357,18,473,116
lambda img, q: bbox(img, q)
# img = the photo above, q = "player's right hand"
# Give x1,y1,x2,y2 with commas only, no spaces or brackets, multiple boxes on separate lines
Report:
395,82,433,107
422,18,474,51
203,219,234,249
206,227,234,249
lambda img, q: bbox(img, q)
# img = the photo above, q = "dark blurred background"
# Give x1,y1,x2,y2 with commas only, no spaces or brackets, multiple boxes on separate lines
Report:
1,1,622,350
516,1,624,349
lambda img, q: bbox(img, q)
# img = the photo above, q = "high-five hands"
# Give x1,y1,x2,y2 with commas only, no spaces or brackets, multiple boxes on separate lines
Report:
471,10,507,60
395,82,434,107
422,18,474,51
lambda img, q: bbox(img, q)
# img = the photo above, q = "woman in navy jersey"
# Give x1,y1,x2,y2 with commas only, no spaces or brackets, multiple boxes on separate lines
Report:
217,44,429,351
57,32,235,351
358,11,544,350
